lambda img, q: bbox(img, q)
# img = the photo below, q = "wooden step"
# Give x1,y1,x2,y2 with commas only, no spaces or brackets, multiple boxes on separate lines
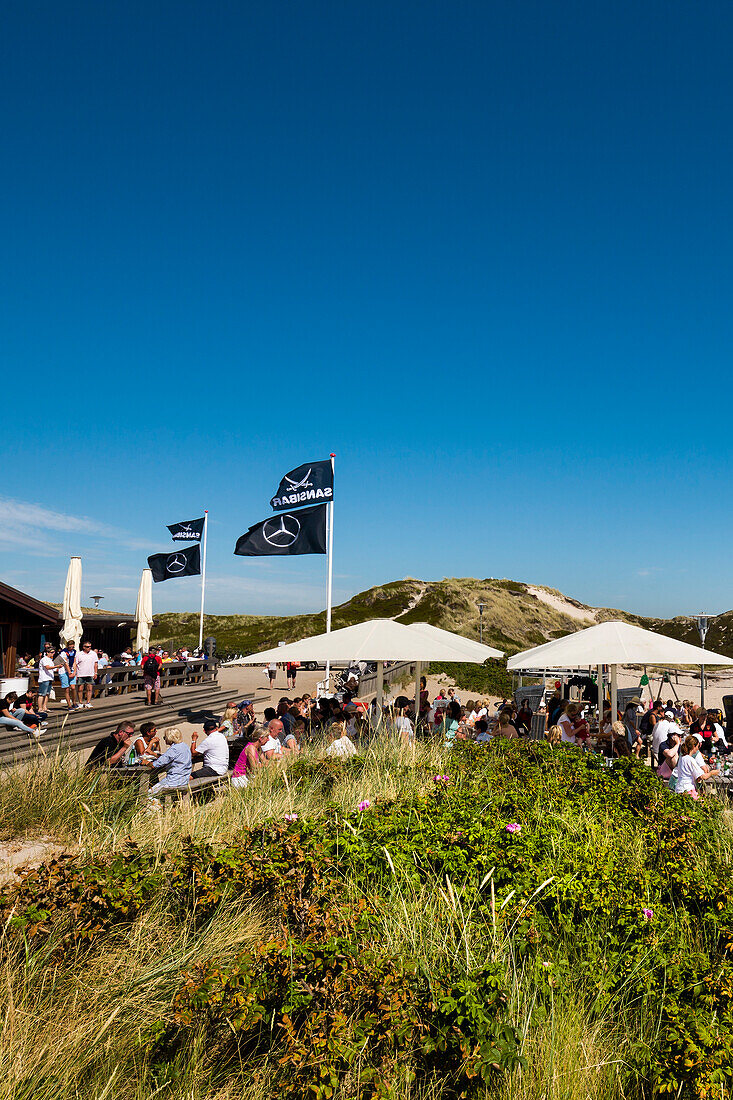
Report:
0,682,224,766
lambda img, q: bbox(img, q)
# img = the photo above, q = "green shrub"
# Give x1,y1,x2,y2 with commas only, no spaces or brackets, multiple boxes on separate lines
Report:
4,742,733,1097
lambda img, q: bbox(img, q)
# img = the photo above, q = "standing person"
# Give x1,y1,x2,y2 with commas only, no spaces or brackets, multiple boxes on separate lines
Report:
37,643,57,710
547,689,564,727
418,676,430,725
142,647,162,706
286,662,297,690
57,640,79,710
75,640,98,709
515,698,533,736
190,719,230,778
622,697,642,755
266,661,277,689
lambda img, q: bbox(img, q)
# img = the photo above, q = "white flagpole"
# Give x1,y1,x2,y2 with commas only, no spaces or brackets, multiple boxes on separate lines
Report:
198,510,208,652
325,454,335,686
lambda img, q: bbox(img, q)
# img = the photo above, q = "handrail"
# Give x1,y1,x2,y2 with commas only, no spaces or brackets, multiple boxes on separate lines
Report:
22,660,217,697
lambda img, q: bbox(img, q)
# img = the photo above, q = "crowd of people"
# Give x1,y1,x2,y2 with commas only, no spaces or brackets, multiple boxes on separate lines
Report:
11,642,207,717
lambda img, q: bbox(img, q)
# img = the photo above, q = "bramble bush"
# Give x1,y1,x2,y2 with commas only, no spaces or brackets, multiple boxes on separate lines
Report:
3,741,733,1097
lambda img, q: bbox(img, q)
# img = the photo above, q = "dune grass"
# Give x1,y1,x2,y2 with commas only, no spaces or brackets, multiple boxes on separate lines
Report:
2,737,733,1098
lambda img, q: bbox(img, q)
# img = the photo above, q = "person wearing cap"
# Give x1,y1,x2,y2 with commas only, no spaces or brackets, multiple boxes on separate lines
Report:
675,733,719,799
233,700,256,739
652,709,682,766
190,720,230,778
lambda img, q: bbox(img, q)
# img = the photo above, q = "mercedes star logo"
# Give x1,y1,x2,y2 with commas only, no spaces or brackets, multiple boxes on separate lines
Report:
166,553,188,574
263,514,301,547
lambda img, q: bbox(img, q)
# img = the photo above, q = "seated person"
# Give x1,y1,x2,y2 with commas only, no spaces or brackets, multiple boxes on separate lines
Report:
190,720,230,778
474,718,491,743
326,719,357,758
14,690,47,725
545,724,562,747
125,721,161,763
275,715,300,755
0,692,44,736
494,713,518,739
234,699,257,739
259,719,284,760
144,727,192,792
86,722,136,768
219,702,238,739
231,726,272,787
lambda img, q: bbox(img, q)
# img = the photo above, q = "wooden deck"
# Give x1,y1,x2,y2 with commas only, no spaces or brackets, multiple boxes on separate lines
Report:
1,668,224,766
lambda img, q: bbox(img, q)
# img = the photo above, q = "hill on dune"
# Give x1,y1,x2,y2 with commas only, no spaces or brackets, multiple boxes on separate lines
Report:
151,576,733,658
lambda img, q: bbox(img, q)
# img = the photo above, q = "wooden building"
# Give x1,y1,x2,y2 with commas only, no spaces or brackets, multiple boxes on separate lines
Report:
0,581,136,677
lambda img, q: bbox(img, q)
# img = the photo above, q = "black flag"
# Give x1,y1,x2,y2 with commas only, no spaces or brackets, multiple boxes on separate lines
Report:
270,460,333,511
234,503,327,557
148,544,201,582
167,516,205,541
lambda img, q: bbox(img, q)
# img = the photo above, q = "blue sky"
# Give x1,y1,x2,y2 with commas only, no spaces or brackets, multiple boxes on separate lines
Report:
2,1,732,618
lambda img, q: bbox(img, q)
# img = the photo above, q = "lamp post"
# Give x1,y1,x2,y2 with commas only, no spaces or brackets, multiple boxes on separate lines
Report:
90,595,103,609
696,613,709,708
478,601,485,645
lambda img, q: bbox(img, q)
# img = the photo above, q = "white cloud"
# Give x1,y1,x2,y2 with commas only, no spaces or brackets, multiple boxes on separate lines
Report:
0,496,150,553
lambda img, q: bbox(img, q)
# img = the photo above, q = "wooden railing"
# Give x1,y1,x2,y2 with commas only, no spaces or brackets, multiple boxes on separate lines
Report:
23,660,217,698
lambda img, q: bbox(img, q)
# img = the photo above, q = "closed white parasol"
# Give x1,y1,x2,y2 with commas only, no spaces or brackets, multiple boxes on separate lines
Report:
60,556,83,648
135,568,154,654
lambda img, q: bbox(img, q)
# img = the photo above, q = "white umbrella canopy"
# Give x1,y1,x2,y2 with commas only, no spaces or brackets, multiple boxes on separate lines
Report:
507,620,733,670
134,568,154,654
406,622,504,661
237,618,498,665
60,556,83,648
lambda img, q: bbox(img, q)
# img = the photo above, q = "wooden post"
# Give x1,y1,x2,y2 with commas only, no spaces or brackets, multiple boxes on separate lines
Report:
3,620,20,679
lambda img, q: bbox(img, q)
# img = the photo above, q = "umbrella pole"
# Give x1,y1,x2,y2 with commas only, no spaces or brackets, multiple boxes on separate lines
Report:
414,661,421,730
607,660,611,756
376,660,384,728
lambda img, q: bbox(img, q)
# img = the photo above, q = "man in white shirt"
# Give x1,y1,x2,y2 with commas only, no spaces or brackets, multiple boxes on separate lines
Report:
75,641,99,708
37,644,57,708
260,719,284,761
190,720,229,777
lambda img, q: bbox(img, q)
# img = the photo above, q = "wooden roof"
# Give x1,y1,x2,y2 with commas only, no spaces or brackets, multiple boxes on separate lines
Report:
0,583,135,625
0,580,58,621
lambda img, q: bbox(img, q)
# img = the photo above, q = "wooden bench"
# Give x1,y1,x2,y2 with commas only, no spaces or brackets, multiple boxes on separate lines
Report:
149,770,234,806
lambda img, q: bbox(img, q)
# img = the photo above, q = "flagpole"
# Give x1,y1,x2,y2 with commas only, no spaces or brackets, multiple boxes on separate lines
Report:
198,510,208,652
325,454,335,687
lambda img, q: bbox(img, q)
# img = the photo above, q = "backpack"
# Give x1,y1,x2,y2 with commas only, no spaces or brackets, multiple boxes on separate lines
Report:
143,655,159,678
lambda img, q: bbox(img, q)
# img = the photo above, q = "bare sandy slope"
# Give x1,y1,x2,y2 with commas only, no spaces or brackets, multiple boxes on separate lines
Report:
526,586,596,623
